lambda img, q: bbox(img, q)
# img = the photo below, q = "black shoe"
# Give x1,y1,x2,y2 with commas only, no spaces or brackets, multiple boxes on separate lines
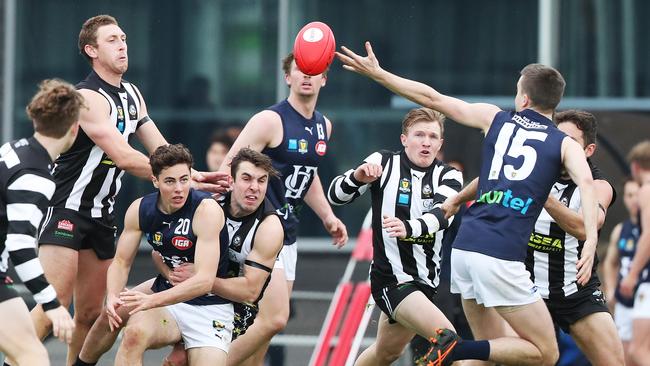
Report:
414,328,459,366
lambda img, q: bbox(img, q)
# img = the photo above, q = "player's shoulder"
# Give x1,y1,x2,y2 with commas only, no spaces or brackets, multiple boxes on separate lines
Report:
248,109,282,126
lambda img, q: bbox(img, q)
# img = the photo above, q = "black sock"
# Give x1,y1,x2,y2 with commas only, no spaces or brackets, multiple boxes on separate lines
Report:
450,339,490,361
72,356,97,366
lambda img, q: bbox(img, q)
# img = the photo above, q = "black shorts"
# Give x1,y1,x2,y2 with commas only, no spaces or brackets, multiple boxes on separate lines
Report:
38,207,117,260
544,285,609,333
372,280,437,323
0,283,20,304
232,302,259,341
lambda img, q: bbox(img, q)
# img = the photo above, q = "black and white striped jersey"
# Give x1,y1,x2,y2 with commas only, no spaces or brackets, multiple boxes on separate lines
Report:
0,137,59,309
50,71,144,222
328,150,463,290
525,162,614,299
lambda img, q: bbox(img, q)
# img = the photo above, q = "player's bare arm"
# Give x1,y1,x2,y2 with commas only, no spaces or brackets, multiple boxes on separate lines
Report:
544,179,613,240
120,199,223,313
336,41,500,133
78,89,151,178
212,215,284,303
441,177,478,219
105,198,143,330
218,111,283,173
620,184,650,297
304,174,348,248
562,137,598,285
602,223,623,303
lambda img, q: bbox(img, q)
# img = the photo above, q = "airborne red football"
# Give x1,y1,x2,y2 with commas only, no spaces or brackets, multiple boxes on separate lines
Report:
293,22,336,76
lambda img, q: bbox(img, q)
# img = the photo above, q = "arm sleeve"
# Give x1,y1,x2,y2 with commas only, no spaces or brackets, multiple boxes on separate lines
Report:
404,167,463,238
327,152,383,205
5,171,60,309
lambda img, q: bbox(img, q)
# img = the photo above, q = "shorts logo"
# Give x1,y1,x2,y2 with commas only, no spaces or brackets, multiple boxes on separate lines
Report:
57,220,74,232
315,140,327,156
298,139,308,154
171,236,193,250
153,232,163,246
287,139,297,151
213,320,225,338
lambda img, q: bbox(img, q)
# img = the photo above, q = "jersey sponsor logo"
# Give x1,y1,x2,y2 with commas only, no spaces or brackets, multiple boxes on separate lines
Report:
422,199,435,211
528,232,564,252
298,139,308,154
402,232,435,245
398,193,410,205
152,232,163,246
117,106,125,133
171,236,193,250
305,126,314,135
476,189,534,214
315,140,327,156
512,114,549,130
57,219,74,232
619,238,636,251
287,139,297,151
399,178,411,193
284,165,318,199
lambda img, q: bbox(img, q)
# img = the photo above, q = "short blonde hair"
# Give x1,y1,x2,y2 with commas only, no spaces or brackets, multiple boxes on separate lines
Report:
401,108,445,135
628,140,650,169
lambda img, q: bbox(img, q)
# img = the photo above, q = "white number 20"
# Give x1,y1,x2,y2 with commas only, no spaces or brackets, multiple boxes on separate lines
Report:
174,218,191,235
488,123,548,181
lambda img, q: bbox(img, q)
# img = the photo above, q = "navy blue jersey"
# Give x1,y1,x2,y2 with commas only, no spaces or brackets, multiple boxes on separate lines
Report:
615,219,641,306
454,109,566,262
139,189,229,305
261,99,328,245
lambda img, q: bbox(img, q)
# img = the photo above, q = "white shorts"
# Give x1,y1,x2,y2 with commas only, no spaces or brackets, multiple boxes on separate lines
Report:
274,243,297,281
166,301,234,352
450,248,540,307
633,283,650,319
615,302,634,341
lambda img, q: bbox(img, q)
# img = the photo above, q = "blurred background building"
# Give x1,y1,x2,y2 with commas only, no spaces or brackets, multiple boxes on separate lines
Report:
2,0,650,364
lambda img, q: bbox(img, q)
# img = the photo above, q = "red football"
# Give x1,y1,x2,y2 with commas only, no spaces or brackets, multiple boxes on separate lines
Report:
293,22,336,76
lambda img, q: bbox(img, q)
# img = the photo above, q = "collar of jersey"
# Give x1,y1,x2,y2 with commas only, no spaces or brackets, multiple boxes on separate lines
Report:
519,108,553,126
90,70,125,94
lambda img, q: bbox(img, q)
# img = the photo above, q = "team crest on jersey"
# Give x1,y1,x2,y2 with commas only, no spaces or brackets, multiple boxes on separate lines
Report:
626,238,635,251
231,235,242,251
422,184,432,198
560,197,569,206
153,232,163,246
171,236,193,250
129,104,137,117
298,139,308,154
57,220,74,232
315,140,327,156
422,199,435,210
399,178,411,193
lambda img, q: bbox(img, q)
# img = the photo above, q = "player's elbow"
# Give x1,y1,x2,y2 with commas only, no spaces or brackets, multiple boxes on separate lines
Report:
242,287,261,304
194,275,214,295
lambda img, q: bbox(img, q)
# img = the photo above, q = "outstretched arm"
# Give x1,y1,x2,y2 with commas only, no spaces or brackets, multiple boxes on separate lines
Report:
562,137,598,286
336,42,500,133
441,177,478,219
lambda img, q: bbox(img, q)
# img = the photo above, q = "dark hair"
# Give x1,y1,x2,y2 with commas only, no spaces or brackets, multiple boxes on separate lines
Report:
210,131,234,149
78,15,119,64
150,144,194,177
231,148,279,179
627,140,650,170
282,52,329,77
401,108,445,135
520,63,566,112
555,110,597,146
26,79,85,138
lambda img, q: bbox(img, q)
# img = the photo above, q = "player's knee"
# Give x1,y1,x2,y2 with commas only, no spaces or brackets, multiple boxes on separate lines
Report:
629,341,649,364
267,311,289,334
540,346,559,366
374,344,404,363
14,343,48,364
74,305,103,327
121,324,149,351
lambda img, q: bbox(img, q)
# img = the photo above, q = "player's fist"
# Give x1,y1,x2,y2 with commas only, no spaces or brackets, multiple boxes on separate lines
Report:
354,163,382,184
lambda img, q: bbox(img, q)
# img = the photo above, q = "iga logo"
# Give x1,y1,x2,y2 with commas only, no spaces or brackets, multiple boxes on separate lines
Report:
172,236,193,250
315,141,327,156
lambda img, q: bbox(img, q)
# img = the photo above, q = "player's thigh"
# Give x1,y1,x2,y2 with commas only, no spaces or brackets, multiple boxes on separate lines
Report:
74,249,112,315
374,311,416,357
123,307,182,349
632,318,650,349
569,311,623,366
257,267,290,322
0,297,48,360
37,244,79,302
461,298,514,339
187,346,227,366
393,291,454,338
496,299,557,354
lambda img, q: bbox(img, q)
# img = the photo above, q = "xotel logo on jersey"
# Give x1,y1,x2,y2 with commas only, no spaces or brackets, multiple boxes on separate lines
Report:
476,189,534,214
171,236,193,250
